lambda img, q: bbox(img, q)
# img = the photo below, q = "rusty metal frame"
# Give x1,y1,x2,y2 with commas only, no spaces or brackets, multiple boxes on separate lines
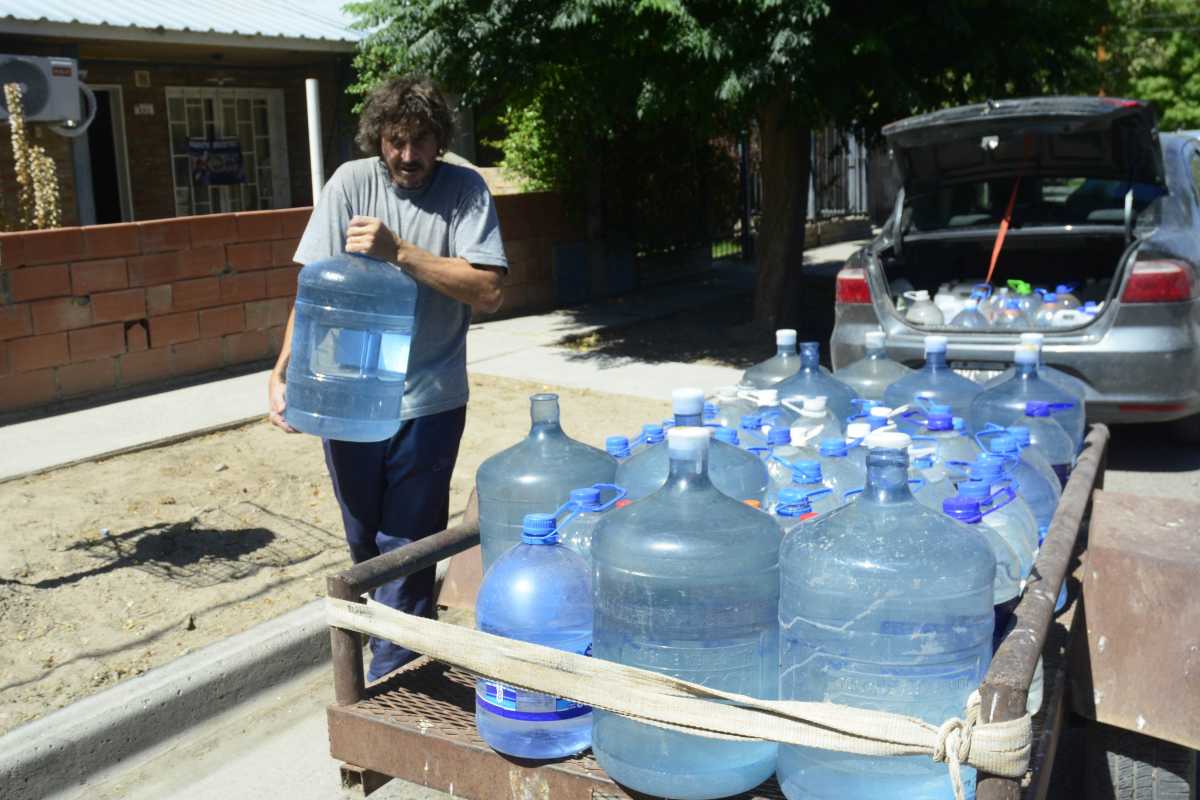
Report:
326,427,1110,800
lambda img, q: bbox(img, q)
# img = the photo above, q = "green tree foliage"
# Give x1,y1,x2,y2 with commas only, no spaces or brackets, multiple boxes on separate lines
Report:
348,0,1108,324
1101,0,1200,130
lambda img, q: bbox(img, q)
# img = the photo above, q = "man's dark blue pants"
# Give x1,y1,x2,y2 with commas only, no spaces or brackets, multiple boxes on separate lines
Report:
322,406,467,682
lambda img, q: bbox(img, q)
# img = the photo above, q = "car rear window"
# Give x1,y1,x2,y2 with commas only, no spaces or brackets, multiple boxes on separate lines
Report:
907,177,1165,231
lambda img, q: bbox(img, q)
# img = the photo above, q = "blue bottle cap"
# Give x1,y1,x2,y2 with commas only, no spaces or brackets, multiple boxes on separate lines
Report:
777,487,806,504
1006,426,1031,446
819,438,848,457
942,496,982,524
521,513,559,544
970,455,1005,480
766,427,791,446
792,459,822,484
569,487,602,510
1043,292,1058,302
605,435,631,458
703,402,718,420
775,497,813,518
1025,400,1050,417
957,479,991,500
1055,284,1072,295
926,411,953,431
988,435,1018,454
929,403,952,415
740,413,762,431
642,423,665,444
713,426,739,445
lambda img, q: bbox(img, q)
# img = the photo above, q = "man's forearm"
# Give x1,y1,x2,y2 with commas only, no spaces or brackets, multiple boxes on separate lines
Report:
398,248,503,313
272,306,296,377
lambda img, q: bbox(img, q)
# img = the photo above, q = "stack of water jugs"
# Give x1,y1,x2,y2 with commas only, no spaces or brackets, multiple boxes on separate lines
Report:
467,328,1083,800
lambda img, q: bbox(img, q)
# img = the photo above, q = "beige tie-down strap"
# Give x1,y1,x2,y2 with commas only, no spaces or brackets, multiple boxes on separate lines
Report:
327,598,1031,800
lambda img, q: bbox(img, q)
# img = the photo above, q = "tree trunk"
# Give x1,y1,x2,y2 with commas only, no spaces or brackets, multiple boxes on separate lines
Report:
754,98,812,328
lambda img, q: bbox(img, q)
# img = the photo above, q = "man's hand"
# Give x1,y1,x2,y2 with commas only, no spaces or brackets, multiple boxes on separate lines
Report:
268,371,297,433
345,216,400,263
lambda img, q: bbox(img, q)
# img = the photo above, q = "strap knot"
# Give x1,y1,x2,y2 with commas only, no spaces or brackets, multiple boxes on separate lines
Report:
933,701,978,800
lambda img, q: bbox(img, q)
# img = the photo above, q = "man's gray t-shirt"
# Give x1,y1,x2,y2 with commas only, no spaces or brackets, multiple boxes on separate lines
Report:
294,157,507,420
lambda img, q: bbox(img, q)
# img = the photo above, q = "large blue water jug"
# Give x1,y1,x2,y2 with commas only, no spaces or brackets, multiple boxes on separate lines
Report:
818,437,867,487
777,431,995,800
985,436,1060,539
984,332,1088,410
557,484,625,564
774,342,859,424
616,388,770,504
967,459,1041,556
742,329,802,388
968,345,1084,451
833,329,915,401
1005,425,1064,500
882,335,982,423
284,253,418,441
476,394,617,571
709,386,757,430
475,513,592,758
772,487,819,534
1018,401,1076,486
942,496,1022,648
956,479,1037,580
593,427,779,799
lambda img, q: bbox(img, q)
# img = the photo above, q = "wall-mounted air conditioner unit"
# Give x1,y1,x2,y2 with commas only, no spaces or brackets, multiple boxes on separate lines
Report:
0,55,83,124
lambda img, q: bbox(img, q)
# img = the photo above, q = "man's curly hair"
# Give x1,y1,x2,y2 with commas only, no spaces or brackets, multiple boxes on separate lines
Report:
355,76,456,156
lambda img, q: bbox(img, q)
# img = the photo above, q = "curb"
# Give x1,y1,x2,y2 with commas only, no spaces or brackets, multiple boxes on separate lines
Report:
0,599,331,800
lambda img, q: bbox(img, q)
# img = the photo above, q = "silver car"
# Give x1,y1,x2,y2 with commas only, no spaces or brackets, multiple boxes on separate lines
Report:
831,97,1200,439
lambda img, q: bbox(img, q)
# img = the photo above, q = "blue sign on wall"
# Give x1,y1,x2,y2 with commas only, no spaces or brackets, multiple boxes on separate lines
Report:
188,137,246,186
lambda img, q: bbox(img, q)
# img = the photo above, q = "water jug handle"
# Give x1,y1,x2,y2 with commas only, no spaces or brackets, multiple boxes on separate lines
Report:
802,487,833,502
738,388,763,403
972,283,993,299
1047,402,1075,413
843,487,864,500
780,397,805,416
770,454,796,470
552,500,581,532
908,477,926,491
890,402,914,418
591,483,628,512
973,423,1007,452
980,485,1017,516
748,446,771,461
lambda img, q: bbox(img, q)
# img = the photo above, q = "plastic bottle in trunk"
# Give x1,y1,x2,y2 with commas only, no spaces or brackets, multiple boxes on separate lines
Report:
933,285,966,322
475,513,592,758
950,297,990,329
777,432,994,800
991,298,1032,330
902,289,944,326
775,342,859,424
708,386,756,430
1020,401,1075,486
1034,292,1063,327
284,253,418,441
742,328,802,388
1054,284,1082,310
476,394,617,571
969,345,1084,451
593,428,780,799
1007,279,1042,318
883,335,982,422
558,485,626,565
616,389,770,504
833,330,914,402
980,286,1011,321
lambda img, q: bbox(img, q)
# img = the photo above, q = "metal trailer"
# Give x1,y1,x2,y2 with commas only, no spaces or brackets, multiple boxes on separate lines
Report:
324,424,1198,800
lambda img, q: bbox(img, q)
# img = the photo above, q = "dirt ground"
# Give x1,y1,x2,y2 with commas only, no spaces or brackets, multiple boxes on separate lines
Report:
0,373,669,735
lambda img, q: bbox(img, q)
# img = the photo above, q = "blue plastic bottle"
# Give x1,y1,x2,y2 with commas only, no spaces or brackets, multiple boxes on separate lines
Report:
776,460,843,516
593,428,779,799
475,513,592,758
942,497,1023,648
284,253,418,441
833,330,914,401
742,329,802,388
772,488,819,534
967,459,1040,556
778,431,995,800
1020,402,1076,486
883,335,982,423
1005,426,1063,502
916,406,982,473
774,341,860,424
765,427,816,495
616,389,770,504
909,446,957,512
986,436,1060,539
968,345,1084,451
957,480,1036,580
818,437,867,487
476,394,617,571
557,484,626,565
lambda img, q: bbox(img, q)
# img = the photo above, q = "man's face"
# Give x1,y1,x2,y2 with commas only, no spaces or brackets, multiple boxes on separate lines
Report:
380,123,439,190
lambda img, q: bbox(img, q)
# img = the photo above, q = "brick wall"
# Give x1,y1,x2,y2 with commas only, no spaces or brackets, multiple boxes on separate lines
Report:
0,191,581,415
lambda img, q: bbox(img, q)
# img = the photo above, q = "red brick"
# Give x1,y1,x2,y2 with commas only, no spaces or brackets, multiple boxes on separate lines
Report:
82,223,140,259
219,272,266,304
189,213,238,247
148,311,198,347
267,325,287,354
68,323,126,361
22,228,84,265
226,241,273,272
9,264,71,301
170,277,222,311
0,342,8,377
125,321,149,352
244,298,291,330
171,337,224,375
31,297,92,334
57,357,117,397
10,333,69,372
198,304,244,338
277,207,312,238
0,367,57,411
179,244,226,278
91,288,146,323
223,329,270,363
70,258,128,296
119,347,171,386
265,265,301,298
0,305,33,340
271,238,301,267
137,218,191,254
0,233,26,269
235,210,284,242
146,285,173,316
128,251,182,287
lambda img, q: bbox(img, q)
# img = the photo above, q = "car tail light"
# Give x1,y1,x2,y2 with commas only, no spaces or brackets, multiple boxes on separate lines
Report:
1121,259,1196,303
1118,402,1189,414
836,267,871,304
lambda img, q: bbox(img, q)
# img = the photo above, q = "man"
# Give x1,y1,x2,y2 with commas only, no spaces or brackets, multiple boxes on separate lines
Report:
267,76,506,681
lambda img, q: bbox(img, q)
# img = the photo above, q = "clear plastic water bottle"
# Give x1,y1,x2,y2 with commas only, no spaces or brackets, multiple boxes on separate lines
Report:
1005,426,1063,501
883,335,982,422
742,328,802,388
1054,284,1082,310
1034,293,1063,328
755,388,797,432
777,431,995,800
284,253,418,441
833,330,914,401
709,386,756,429
903,289,945,326
969,345,1084,451
593,428,780,799
956,480,1036,581
1007,279,1042,319
605,435,632,462
557,484,626,565
475,513,592,758
1020,401,1076,486
772,487,819,534
983,333,1088,411
616,389,770,504
985,436,1060,538
775,460,843,516
916,405,981,472
789,395,842,442
775,342,859,424
818,437,867,488
991,298,1031,330
909,446,956,512
950,297,990,329
966,459,1040,557
942,497,1023,650
476,394,617,571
